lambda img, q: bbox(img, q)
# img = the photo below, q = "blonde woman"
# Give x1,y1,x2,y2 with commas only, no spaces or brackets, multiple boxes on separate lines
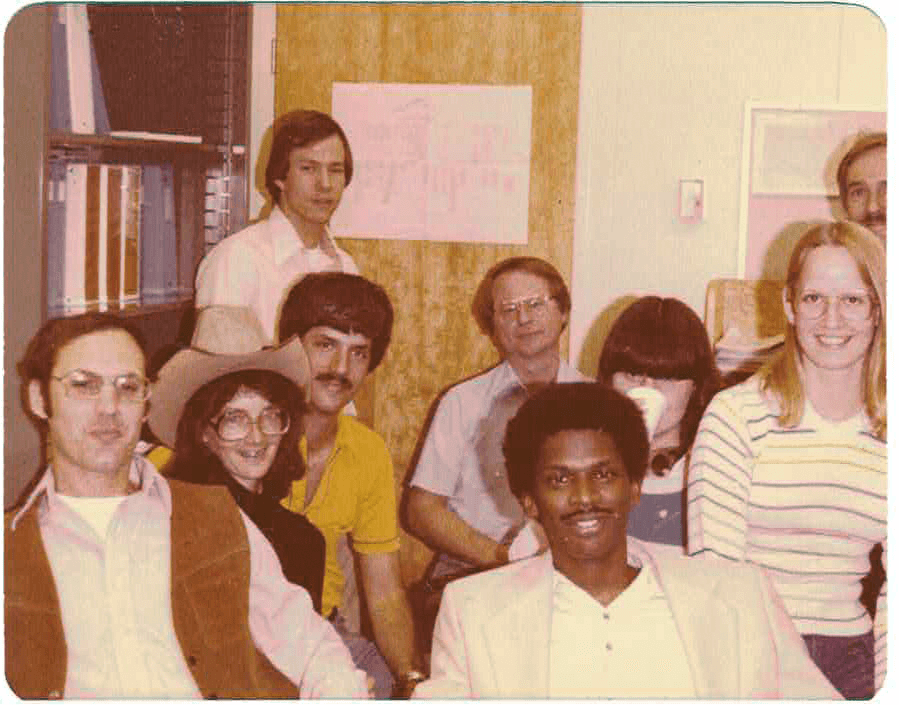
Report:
687,221,886,698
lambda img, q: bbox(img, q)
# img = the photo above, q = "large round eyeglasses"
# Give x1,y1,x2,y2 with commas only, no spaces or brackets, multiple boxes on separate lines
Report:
211,408,290,442
795,291,874,322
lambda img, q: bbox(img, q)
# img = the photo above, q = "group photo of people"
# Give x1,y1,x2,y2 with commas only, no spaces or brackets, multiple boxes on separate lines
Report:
3,2,888,701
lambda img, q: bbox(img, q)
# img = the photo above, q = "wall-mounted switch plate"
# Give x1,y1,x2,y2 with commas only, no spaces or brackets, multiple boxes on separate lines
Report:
678,179,704,223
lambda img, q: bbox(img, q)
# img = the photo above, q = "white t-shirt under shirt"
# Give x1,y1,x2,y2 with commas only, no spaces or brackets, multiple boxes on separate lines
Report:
55,493,127,541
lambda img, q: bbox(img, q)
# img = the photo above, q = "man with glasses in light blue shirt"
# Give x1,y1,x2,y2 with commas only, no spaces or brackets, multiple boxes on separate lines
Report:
406,257,585,651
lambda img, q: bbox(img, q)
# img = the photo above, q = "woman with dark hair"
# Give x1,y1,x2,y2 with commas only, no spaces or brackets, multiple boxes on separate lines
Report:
597,296,721,548
148,306,326,612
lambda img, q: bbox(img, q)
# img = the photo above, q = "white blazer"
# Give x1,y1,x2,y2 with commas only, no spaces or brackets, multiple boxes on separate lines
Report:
415,542,839,699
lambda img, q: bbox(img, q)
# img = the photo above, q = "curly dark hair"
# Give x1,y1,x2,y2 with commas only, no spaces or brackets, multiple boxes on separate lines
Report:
165,369,306,499
504,382,650,499
597,296,721,456
277,272,393,371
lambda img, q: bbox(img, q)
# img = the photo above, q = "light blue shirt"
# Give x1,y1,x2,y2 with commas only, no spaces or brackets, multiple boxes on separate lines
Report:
411,360,585,563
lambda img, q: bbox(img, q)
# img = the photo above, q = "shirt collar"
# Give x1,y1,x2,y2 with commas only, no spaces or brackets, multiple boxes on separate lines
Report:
495,360,525,391
498,358,580,390
550,541,653,607
627,538,673,589
9,454,173,530
556,361,584,383
334,414,353,449
269,206,340,266
298,413,353,463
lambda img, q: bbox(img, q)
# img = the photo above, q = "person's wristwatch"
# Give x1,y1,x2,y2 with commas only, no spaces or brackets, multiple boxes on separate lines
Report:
392,670,427,699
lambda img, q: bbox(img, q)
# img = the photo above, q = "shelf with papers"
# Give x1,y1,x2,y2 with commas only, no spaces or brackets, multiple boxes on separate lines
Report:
43,3,250,321
48,130,236,165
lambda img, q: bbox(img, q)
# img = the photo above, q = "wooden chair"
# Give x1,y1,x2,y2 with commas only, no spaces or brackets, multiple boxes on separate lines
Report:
703,278,787,345
704,278,787,386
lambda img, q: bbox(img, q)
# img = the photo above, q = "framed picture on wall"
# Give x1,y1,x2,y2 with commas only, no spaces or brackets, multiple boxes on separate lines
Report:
737,102,885,280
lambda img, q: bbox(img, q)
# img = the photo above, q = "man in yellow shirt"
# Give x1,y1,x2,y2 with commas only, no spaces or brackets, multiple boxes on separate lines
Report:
277,272,424,698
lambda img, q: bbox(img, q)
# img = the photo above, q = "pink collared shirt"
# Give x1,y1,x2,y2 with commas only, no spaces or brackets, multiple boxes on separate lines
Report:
10,456,368,698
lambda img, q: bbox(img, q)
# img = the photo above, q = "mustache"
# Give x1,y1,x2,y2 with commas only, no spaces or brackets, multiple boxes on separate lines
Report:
314,373,352,389
561,507,622,522
862,213,886,226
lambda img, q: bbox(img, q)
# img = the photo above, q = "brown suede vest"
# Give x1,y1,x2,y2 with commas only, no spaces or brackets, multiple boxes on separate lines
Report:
4,479,297,699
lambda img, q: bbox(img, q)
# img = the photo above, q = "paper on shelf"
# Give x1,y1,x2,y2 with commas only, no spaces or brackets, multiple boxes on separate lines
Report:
109,130,202,144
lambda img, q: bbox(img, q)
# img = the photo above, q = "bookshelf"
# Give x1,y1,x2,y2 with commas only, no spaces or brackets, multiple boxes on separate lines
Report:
45,4,249,319
45,130,240,316
4,4,250,506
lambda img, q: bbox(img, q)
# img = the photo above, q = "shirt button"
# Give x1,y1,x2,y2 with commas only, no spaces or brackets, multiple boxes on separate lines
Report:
605,642,613,651
603,612,610,620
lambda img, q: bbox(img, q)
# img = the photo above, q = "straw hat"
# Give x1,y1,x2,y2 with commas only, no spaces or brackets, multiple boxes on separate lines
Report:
148,305,310,448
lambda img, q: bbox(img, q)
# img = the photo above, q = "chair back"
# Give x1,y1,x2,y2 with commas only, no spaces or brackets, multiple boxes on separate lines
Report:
703,278,786,344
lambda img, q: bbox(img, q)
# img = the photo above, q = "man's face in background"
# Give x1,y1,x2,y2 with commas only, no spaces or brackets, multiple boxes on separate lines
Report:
844,145,886,242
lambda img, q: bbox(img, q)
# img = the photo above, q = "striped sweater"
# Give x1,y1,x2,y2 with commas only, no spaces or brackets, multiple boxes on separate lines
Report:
686,376,886,689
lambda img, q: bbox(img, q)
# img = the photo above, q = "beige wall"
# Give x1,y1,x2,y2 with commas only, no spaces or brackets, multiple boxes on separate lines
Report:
569,4,887,374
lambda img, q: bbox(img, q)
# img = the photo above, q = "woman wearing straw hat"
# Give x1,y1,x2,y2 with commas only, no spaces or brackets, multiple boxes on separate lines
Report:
149,306,326,611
